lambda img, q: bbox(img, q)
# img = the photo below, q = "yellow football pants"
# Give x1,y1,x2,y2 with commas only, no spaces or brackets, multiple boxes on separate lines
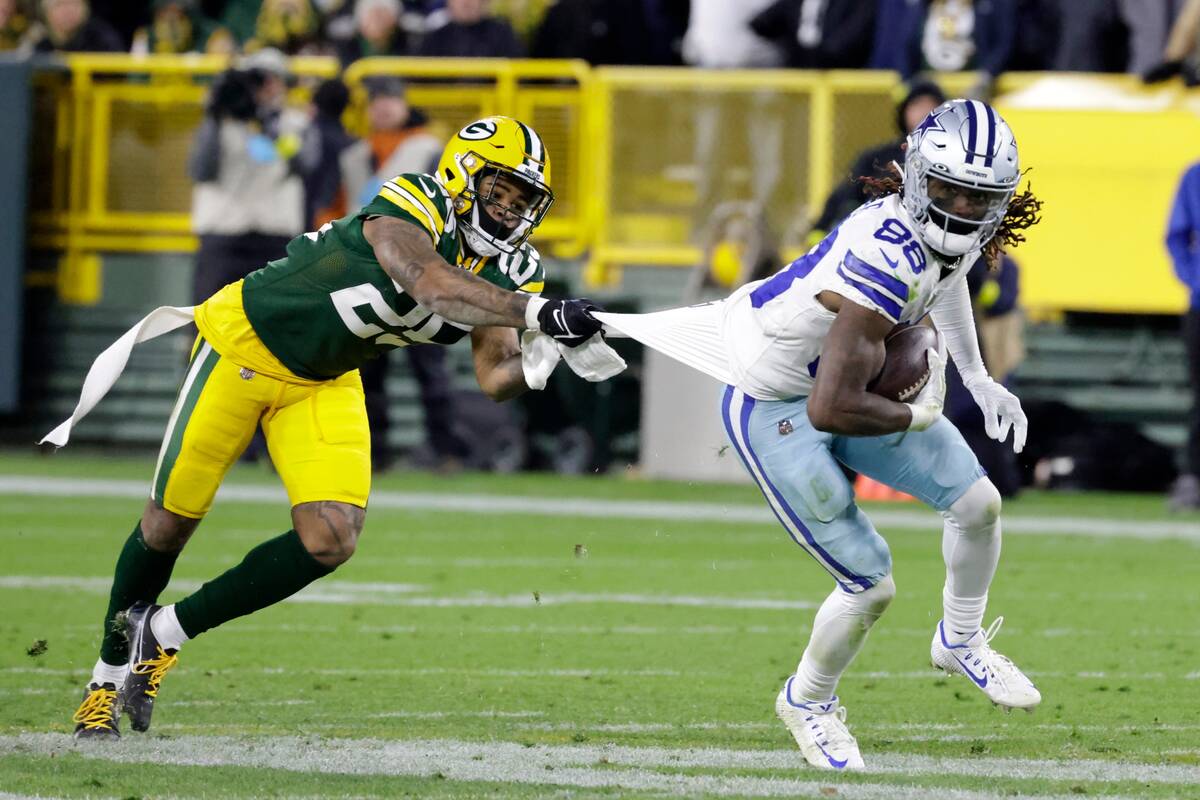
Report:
151,338,371,518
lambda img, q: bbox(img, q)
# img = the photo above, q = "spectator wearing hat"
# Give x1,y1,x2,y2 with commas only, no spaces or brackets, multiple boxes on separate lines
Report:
337,75,468,471
340,76,441,208
32,0,123,52
418,0,522,58
808,79,946,244
188,48,309,306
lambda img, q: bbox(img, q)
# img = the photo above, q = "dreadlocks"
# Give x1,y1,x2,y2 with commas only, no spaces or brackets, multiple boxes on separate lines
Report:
857,160,1043,270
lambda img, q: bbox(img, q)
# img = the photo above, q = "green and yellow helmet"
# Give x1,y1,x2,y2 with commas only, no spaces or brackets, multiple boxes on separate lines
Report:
436,116,554,256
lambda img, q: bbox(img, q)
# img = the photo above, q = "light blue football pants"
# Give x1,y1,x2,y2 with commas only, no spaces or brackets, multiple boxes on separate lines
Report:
721,385,986,593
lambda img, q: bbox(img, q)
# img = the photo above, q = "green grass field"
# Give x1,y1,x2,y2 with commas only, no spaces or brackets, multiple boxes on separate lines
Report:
1,450,1198,799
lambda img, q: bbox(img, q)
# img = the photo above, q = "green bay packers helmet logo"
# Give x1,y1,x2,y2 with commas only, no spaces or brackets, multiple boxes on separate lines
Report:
459,120,498,141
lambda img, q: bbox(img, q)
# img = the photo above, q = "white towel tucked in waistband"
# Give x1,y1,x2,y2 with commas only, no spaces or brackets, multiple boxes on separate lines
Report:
595,302,731,385
40,305,196,447
46,300,734,448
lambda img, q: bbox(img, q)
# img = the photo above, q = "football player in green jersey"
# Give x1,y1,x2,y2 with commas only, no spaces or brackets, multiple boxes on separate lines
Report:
71,116,604,738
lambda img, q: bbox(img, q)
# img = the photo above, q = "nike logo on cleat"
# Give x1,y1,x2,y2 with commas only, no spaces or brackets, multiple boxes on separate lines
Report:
816,744,848,769
953,654,989,688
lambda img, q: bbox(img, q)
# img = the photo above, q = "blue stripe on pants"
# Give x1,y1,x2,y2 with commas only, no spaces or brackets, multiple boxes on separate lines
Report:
720,386,872,592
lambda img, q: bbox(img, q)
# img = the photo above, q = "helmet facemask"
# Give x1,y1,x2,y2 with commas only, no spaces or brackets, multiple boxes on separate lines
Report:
455,161,553,257
905,154,1014,257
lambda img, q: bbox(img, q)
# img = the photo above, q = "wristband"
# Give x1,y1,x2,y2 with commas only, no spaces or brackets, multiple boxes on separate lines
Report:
905,402,938,432
524,296,547,330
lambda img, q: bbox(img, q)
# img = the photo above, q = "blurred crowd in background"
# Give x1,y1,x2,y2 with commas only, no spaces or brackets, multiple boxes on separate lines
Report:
3,0,1200,86
6,0,1200,494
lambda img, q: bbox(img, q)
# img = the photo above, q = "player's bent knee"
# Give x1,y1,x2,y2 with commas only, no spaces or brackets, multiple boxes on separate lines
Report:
947,478,1002,532
140,499,200,554
855,573,896,616
292,501,366,568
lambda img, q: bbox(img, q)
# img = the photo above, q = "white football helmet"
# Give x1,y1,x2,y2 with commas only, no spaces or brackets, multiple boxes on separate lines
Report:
903,99,1019,257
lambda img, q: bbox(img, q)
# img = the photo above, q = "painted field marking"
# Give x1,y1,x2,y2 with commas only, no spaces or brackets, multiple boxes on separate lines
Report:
1,475,1197,541
0,733,1162,799
0,575,816,611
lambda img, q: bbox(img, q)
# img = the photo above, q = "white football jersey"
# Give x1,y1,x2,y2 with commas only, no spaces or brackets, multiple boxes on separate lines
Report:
721,194,978,401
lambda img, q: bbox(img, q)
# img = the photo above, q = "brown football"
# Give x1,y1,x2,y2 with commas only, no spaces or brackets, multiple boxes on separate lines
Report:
867,325,937,402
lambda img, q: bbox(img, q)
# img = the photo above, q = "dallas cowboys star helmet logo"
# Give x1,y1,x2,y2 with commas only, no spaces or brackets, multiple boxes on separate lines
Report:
913,109,946,141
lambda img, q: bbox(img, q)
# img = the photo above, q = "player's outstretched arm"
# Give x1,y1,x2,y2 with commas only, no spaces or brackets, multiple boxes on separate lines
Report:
930,280,1027,452
365,215,530,329
470,326,527,402
807,293,918,436
364,216,604,343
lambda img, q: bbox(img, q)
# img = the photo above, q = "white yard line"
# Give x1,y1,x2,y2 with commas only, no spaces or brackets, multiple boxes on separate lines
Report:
368,710,546,719
1,475,1197,541
0,575,425,597
171,699,315,708
0,733,1160,799
1,666,687,679
0,575,815,611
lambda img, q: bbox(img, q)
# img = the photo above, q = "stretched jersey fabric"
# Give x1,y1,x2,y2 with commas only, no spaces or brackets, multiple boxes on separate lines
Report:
221,172,544,382
721,194,979,401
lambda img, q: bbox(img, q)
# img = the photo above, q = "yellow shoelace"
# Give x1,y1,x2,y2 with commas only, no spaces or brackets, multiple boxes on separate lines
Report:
72,686,118,730
131,646,179,698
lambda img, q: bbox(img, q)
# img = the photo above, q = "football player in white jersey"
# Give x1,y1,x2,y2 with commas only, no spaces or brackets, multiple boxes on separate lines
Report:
718,99,1043,770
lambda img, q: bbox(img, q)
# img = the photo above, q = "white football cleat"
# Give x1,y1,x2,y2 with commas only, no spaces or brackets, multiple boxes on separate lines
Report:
931,617,1041,711
775,678,865,770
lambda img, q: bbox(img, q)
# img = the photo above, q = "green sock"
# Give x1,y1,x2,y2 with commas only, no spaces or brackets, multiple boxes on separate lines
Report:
99,524,180,665
174,530,333,639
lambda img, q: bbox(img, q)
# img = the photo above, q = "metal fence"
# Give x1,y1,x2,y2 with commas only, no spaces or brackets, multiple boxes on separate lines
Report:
26,56,1199,314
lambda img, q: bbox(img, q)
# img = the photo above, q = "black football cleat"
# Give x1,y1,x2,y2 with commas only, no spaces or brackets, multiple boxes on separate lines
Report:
122,602,179,732
72,682,121,740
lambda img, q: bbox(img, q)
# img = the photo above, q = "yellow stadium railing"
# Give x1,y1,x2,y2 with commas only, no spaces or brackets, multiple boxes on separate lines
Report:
341,57,592,257
29,54,591,301
28,57,1198,314
585,69,1195,314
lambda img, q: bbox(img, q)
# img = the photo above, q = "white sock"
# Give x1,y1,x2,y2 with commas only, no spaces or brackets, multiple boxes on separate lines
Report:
790,575,896,703
150,604,189,652
941,479,1002,644
942,588,988,644
91,658,127,688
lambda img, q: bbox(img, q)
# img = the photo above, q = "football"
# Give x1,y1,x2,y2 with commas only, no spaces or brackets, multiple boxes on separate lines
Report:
867,324,938,402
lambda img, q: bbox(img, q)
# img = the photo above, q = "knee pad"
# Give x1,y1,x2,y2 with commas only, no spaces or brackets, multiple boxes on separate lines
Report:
946,478,1001,533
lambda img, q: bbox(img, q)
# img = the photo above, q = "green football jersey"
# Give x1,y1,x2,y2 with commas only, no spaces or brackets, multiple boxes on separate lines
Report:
241,173,545,381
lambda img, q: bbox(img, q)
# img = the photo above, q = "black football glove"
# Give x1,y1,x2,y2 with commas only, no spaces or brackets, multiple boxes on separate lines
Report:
536,298,604,347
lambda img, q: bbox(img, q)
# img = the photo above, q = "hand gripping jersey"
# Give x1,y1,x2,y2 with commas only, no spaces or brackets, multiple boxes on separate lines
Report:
209,172,544,382
721,194,978,401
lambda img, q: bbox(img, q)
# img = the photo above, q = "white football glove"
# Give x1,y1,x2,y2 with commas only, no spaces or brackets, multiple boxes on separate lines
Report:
905,345,946,432
964,372,1028,453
